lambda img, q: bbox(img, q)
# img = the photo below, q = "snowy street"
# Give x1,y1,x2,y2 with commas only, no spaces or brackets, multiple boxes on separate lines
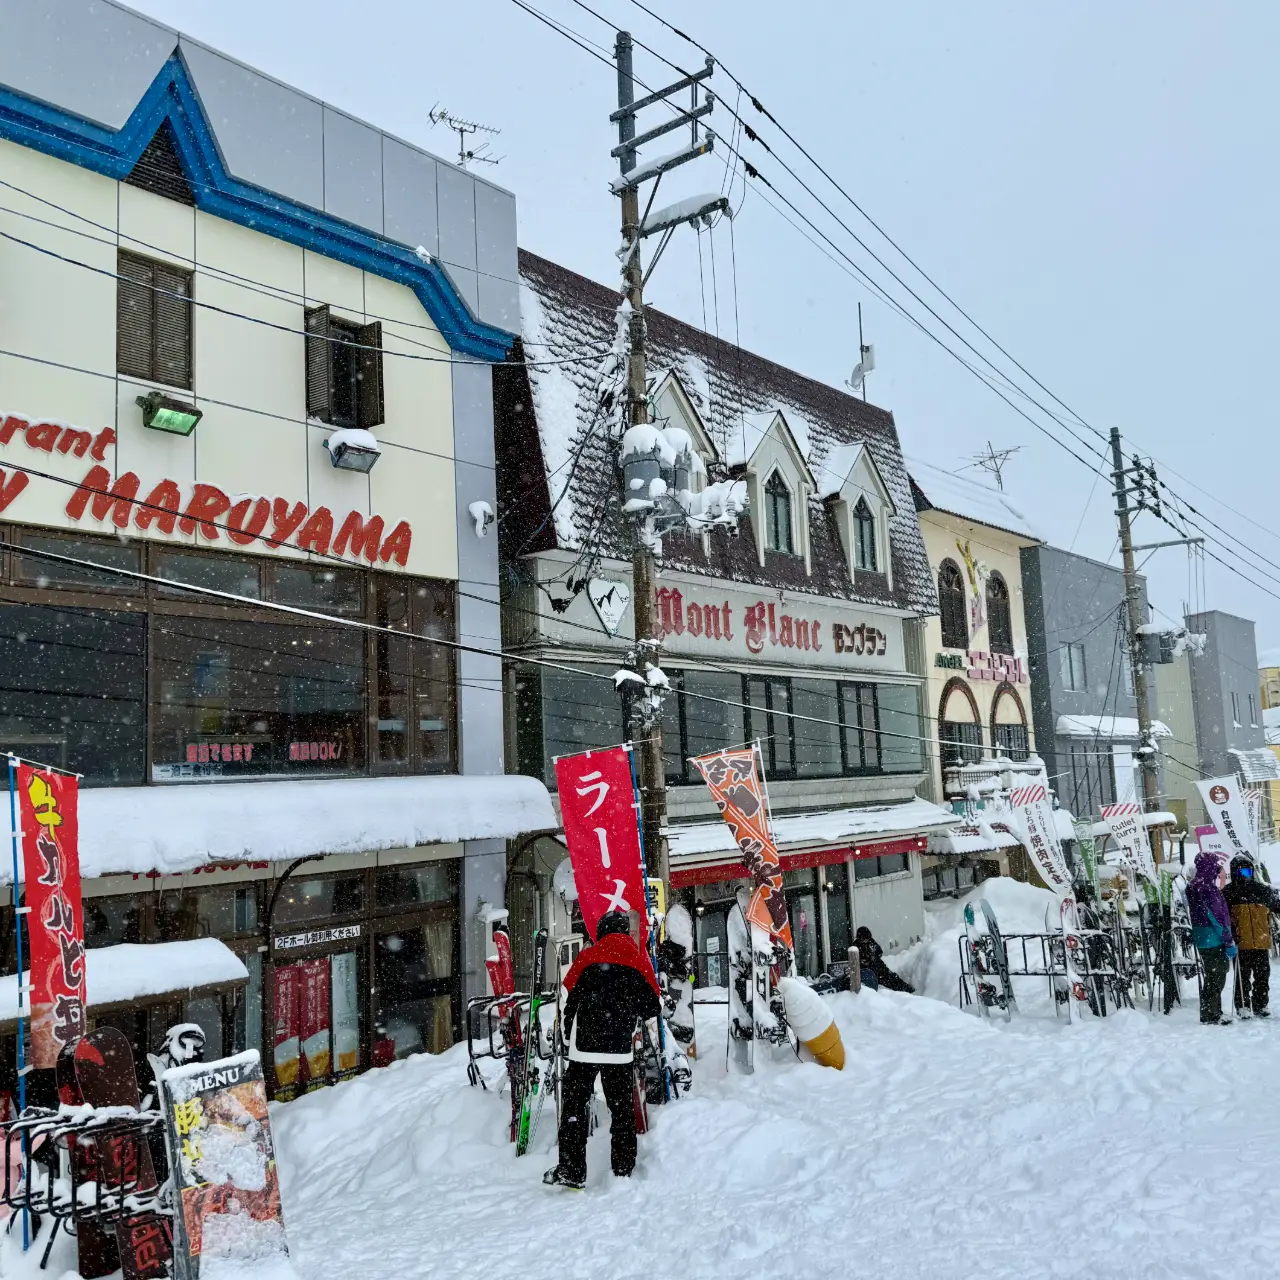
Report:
267,882,1280,1280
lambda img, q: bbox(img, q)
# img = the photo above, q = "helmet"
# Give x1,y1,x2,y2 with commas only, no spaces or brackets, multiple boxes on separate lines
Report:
163,1022,206,1066
596,910,631,939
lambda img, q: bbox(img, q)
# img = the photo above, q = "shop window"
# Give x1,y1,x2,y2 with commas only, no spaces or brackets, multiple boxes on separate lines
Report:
783,867,819,978
994,722,1029,761
157,883,259,941
273,564,363,615
304,305,384,429
83,894,146,948
0,603,146,786
235,952,263,1057
157,550,262,599
680,669,746,765
877,683,925,773
823,863,852,960
746,676,794,777
940,720,983,767
118,250,194,389
854,852,909,880
272,873,365,928
986,573,1013,655
150,614,365,781
537,665,623,786
185,994,226,1061
793,679,842,778
853,498,877,572
840,683,881,773
376,860,456,911
273,951,361,1095
938,560,967,649
763,471,794,554
14,532,142,593
373,915,457,1061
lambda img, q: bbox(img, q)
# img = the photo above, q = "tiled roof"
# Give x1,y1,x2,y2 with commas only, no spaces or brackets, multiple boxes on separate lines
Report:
500,249,937,615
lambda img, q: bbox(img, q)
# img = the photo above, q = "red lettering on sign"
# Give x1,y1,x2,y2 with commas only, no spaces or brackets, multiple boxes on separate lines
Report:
795,619,810,650
56,428,92,457
0,416,28,445
380,521,412,567
686,603,703,637
270,499,308,545
134,479,183,534
778,614,794,648
811,620,822,651
767,603,778,647
178,483,232,540
89,427,115,462
65,465,139,528
297,506,334,556
744,602,767,655
227,495,270,546
333,511,384,563
0,469,29,513
25,422,61,452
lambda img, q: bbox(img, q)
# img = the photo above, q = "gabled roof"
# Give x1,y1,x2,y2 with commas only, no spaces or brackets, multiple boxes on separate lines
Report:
907,455,1040,542
500,250,937,614
650,369,719,464
730,410,816,487
816,442,897,515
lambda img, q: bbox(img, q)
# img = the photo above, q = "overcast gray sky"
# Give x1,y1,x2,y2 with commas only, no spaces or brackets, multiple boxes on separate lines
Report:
135,0,1280,660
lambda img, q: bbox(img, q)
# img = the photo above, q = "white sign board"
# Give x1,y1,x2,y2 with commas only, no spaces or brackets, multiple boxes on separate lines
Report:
1196,776,1258,861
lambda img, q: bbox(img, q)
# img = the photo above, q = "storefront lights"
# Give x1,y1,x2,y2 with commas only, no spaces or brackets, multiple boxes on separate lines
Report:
137,390,203,436
325,428,382,474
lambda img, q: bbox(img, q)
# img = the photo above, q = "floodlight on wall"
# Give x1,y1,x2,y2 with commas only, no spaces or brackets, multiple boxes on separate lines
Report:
137,391,203,436
325,428,382,473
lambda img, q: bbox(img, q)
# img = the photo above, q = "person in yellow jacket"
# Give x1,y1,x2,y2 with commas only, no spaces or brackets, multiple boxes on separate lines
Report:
1224,855,1280,1018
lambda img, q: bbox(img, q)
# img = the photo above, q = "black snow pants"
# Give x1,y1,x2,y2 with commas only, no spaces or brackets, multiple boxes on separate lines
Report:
1199,946,1229,1023
1235,949,1271,1013
557,1060,635,1183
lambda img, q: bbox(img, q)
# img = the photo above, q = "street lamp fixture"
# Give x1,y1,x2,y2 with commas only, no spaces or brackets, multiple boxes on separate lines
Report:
325,428,382,474
136,391,202,436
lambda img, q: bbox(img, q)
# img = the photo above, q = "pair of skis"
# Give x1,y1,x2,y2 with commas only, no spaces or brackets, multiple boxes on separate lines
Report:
515,928,550,1157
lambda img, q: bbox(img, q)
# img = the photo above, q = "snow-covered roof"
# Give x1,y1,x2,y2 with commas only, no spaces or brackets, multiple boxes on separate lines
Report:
907,454,1040,542
1230,747,1280,783
1056,715,1171,740
668,797,957,865
928,821,1023,856
508,251,938,615
5,775,557,881
815,442,865,500
1264,707,1280,746
0,939,247,1026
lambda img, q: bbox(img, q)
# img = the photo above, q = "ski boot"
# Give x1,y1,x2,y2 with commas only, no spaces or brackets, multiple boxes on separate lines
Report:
543,1166,585,1190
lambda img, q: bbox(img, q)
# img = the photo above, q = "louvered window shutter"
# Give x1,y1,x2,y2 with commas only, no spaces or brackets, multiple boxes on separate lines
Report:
305,305,333,421
117,252,154,381
153,261,193,389
356,320,384,429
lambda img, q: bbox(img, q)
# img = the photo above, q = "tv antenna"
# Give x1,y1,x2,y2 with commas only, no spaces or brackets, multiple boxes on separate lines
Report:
429,105,502,169
962,441,1021,491
846,302,875,399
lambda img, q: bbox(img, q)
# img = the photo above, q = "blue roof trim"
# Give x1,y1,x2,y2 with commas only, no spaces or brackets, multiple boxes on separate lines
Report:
0,54,514,362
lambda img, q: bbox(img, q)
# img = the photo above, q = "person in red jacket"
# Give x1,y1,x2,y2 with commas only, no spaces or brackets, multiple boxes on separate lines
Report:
544,911,660,1190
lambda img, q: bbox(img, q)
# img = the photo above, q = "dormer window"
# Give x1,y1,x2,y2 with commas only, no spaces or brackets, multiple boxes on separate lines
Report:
853,498,877,572
764,471,794,554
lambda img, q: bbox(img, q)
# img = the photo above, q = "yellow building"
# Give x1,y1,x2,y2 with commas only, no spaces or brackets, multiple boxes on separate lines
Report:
1260,666,1280,710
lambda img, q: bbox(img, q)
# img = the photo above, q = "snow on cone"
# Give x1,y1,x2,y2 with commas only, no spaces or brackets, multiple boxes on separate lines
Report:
777,977,844,1070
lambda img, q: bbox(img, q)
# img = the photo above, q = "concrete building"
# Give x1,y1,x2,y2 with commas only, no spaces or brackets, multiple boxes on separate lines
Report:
0,0,553,1098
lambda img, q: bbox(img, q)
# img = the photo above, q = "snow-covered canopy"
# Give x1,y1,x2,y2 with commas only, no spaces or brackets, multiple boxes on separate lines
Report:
0,939,247,1027
907,454,1040,541
4,775,557,882
1056,715,1172,740
1229,747,1280,783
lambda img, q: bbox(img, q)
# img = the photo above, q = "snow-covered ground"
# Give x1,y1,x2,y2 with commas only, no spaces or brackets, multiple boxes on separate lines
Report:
9,877,1280,1280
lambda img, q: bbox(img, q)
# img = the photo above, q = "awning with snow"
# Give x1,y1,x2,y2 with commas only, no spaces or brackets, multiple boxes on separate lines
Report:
667,797,958,887
0,938,248,1032
1230,748,1280,783
3,775,558,882
1056,715,1171,740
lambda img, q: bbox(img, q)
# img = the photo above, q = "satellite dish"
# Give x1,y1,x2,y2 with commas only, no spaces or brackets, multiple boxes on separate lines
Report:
552,857,578,902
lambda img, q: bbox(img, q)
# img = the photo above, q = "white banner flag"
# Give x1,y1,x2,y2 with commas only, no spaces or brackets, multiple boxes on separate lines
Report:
1100,801,1156,882
1009,783,1073,897
1196,776,1258,860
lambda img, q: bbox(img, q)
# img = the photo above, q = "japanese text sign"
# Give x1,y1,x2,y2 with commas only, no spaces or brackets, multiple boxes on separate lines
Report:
1008,782,1073,898
555,747,649,943
691,746,793,949
1197,776,1258,860
1101,801,1156,883
17,765,86,1067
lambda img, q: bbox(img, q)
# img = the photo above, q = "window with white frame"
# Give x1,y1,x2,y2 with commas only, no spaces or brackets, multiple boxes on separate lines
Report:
1060,642,1087,692
853,498,877,572
1249,693,1258,727
764,471,794,554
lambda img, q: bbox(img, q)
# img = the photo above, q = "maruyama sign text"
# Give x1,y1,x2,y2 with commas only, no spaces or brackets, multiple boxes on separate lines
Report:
0,410,412,566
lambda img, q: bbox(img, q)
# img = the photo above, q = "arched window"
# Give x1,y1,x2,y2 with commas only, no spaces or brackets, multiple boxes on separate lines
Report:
853,498,877,572
764,471,793,554
938,680,982,767
991,684,1029,761
986,572,1013,655
938,559,967,649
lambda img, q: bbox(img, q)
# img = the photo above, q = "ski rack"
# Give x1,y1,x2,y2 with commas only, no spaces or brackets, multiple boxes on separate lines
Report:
465,992,530,1088
1,1106,169,1268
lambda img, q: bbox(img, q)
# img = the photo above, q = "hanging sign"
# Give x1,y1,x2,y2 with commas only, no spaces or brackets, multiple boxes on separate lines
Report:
271,967,300,1097
1196,776,1258,860
1195,824,1227,857
161,1050,290,1280
1008,782,1072,898
298,958,331,1088
17,765,87,1068
555,747,650,945
690,746,793,948
1100,801,1156,882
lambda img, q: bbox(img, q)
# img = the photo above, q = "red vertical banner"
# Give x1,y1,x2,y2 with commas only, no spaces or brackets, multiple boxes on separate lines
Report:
272,965,300,1094
17,766,86,1067
690,747,793,949
298,958,331,1087
554,747,650,945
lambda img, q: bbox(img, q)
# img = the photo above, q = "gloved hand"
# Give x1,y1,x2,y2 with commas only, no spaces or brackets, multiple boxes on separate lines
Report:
1226,944,1239,960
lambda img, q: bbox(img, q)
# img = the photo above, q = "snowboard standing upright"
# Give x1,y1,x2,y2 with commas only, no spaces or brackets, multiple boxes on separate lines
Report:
73,1028,173,1280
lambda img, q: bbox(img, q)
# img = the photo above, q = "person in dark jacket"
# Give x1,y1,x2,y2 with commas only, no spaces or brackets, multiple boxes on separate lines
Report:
1224,855,1280,1017
854,926,915,994
1186,850,1237,1024
544,911,660,1190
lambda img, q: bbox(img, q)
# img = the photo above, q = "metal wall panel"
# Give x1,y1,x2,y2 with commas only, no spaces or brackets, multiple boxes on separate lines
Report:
0,0,177,130
179,38,324,212
474,181,518,282
322,106,383,234
382,135,439,257
436,162,477,272
440,261,479,317
476,272,520,333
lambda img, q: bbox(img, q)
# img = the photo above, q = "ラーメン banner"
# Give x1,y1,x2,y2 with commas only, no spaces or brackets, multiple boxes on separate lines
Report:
16,765,86,1067
1100,801,1157,882
1196,776,1258,860
690,745,793,949
554,746,650,945
1008,782,1073,898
